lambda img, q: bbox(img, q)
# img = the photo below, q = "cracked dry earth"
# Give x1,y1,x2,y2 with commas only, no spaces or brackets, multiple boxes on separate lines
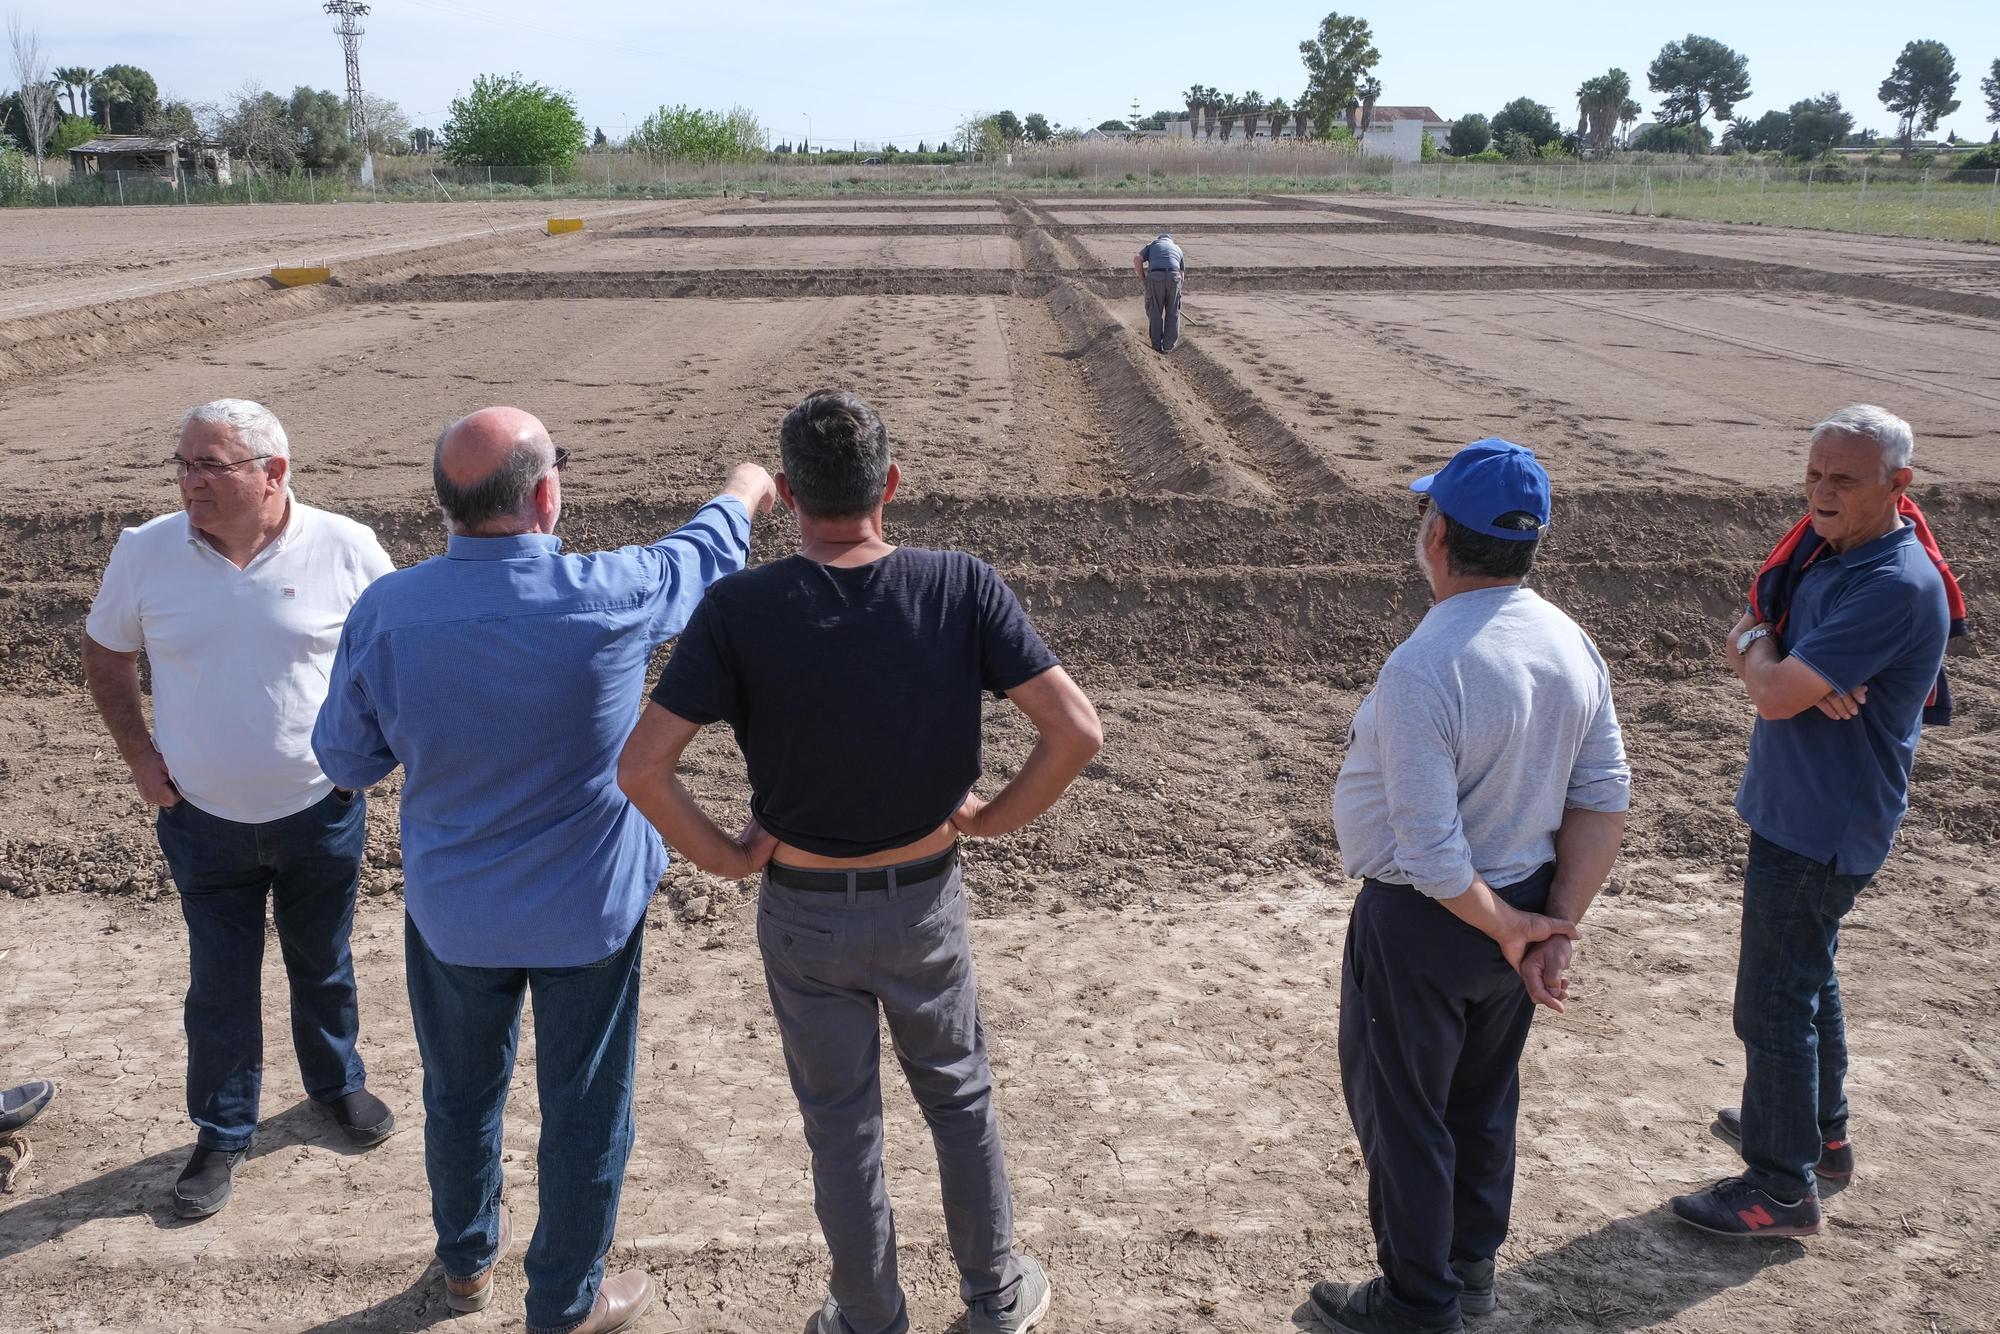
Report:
3,194,1999,1334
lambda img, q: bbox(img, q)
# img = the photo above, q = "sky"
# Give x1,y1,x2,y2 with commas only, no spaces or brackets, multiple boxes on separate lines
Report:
23,1,2000,148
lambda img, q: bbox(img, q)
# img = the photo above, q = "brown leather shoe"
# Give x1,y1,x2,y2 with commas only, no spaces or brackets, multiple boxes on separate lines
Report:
445,1205,513,1314
564,1271,655,1334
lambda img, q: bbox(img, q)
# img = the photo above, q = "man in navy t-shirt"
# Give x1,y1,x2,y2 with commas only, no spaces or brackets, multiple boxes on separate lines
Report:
1671,405,1948,1240
618,390,1102,1334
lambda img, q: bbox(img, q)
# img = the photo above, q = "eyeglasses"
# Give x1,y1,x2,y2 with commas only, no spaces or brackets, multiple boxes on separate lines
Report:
165,454,274,478
1415,494,1431,519
552,446,570,471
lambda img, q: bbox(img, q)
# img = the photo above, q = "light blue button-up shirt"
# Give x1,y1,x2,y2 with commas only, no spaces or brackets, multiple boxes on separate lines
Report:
312,497,749,967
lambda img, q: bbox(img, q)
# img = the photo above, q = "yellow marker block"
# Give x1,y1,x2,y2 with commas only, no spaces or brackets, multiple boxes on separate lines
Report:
547,218,585,235
270,266,332,287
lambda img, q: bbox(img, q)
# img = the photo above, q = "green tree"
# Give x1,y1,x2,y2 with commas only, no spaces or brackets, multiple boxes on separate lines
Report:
1985,57,2000,123
288,87,357,171
1096,119,1129,132
1629,121,1712,154
994,109,1022,142
1786,93,1853,160
1647,35,1750,152
1879,40,1960,158
1444,112,1490,156
441,73,587,169
361,93,411,154
1575,69,1632,155
630,104,762,160
1725,110,1790,153
1298,13,1379,138
88,63,158,133
1023,112,1051,142
52,65,91,117
1490,97,1561,149
50,111,94,154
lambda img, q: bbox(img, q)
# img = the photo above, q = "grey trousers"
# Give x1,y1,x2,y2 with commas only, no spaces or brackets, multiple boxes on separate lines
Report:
1145,268,1183,351
757,860,1023,1334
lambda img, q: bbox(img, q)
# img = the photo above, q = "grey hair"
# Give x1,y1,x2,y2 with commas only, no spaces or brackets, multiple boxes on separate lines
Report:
179,399,290,467
1812,404,1913,476
432,420,552,528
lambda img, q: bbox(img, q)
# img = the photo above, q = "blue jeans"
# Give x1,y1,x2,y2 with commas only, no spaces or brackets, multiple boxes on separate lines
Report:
404,915,644,1334
155,789,369,1152
1734,832,1871,1200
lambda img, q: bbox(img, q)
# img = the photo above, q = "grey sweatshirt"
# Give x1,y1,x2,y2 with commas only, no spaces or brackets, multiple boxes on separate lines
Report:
1333,585,1630,899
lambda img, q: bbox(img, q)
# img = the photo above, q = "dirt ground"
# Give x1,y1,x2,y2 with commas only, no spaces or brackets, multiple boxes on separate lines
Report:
2,192,1997,1334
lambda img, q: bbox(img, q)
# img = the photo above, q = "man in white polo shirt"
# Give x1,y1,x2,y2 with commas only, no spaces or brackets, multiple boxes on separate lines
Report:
82,398,397,1220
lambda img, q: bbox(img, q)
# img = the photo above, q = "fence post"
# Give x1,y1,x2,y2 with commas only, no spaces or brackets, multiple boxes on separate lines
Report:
1917,168,1929,238
1712,163,1722,219
1987,169,1998,245
1756,166,1767,222
117,171,125,206
1853,165,1867,233
1804,164,1815,228
308,168,315,204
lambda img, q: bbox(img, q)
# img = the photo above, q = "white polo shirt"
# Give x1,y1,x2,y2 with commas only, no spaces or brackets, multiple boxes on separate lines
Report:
85,500,394,825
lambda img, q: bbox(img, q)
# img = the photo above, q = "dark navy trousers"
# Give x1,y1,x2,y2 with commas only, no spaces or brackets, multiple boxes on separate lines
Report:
1338,864,1554,1325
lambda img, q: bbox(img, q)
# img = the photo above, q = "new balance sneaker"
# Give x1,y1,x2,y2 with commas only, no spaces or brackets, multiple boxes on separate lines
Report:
0,1079,54,1134
1715,1106,1855,1182
1451,1258,1495,1316
1669,1176,1823,1238
1307,1278,1465,1334
970,1255,1052,1334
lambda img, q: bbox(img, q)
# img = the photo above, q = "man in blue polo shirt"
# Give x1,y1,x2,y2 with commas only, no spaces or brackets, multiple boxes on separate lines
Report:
313,406,775,1334
1670,405,1949,1239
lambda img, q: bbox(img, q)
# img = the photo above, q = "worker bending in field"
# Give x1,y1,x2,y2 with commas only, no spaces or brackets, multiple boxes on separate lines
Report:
1133,230,1185,353
620,389,1101,1334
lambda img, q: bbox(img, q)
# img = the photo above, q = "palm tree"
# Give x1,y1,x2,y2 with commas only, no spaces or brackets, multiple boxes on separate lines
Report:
1266,96,1289,140
54,65,92,118
90,75,130,131
1184,84,1204,135
1618,98,1641,148
1359,77,1382,134
1575,69,1633,157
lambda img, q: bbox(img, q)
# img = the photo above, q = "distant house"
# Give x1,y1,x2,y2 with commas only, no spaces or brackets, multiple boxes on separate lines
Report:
1165,104,1451,158
69,135,232,186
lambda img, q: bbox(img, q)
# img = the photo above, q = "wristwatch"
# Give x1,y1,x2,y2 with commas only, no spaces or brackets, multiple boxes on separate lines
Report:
1736,625,1773,654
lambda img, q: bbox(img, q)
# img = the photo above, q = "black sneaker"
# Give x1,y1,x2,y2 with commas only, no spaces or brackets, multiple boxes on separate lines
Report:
0,1079,55,1134
1715,1107,1854,1182
326,1089,397,1147
1669,1176,1822,1238
1308,1278,1465,1334
1451,1258,1495,1316
173,1145,248,1218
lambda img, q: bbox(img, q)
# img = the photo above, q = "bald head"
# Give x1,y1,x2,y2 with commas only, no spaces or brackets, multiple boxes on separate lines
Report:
434,406,560,532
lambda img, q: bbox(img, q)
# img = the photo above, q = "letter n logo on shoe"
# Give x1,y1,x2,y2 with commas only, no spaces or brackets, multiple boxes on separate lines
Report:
1737,1204,1775,1230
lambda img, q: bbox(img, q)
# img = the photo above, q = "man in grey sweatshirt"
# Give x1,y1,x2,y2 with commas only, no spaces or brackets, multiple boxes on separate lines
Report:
1310,439,1631,1334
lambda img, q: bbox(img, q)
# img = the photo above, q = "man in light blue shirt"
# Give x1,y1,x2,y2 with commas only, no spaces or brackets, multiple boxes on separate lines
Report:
313,406,775,1334
1132,231,1185,353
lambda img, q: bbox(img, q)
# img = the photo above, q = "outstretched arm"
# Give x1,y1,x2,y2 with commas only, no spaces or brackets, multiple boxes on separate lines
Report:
952,667,1103,839
617,703,775,878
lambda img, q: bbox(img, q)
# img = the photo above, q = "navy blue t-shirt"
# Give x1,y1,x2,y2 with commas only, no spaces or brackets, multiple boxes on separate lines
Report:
650,547,1059,858
1736,522,1948,875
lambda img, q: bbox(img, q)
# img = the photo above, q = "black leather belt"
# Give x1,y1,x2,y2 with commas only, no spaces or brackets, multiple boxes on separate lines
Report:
767,845,959,893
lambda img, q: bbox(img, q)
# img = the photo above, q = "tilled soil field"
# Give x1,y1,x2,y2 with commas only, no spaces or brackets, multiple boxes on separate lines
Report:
2,193,1997,1334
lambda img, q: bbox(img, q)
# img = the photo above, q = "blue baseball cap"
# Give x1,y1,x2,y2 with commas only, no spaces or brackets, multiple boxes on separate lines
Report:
1410,438,1550,541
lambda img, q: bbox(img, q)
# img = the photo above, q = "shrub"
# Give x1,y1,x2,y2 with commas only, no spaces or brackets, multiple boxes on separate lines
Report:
1956,143,2000,170
0,145,38,204
441,74,587,170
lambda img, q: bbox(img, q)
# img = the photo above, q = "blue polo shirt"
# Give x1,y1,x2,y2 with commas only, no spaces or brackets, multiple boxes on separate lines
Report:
1736,522,1948,875
311,498,749,967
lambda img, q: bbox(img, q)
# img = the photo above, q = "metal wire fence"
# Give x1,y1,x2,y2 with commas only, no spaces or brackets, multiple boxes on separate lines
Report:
1389,159,2000,244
